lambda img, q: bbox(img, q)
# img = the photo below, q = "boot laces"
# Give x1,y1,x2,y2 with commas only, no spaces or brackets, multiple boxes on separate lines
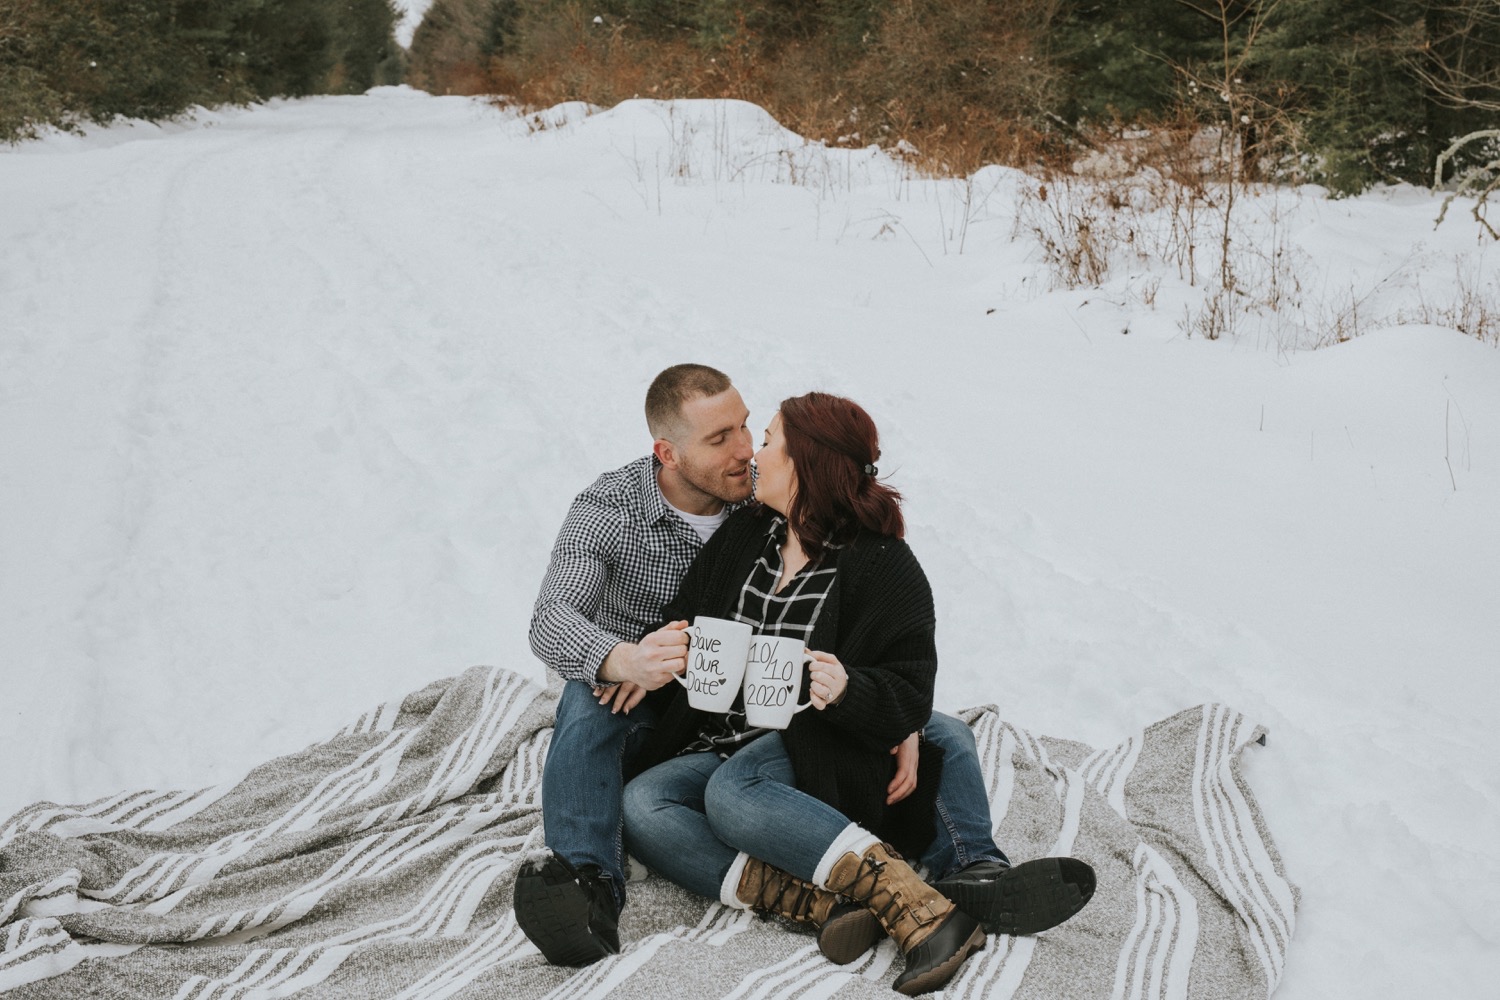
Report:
844,854,936,947
764,872,815,922
843,855,887,901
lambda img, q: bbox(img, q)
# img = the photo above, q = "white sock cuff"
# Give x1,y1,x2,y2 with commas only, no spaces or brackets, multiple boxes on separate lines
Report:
719,852,752,909
813,824,880,889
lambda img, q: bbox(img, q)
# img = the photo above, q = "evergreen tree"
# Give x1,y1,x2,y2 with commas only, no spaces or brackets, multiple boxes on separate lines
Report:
2,0,399,141
1052,0,1225,121
1247,0,1430,192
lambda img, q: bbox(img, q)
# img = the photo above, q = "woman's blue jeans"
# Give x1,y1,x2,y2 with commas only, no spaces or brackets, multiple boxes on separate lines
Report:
622,734,853,899
622,715,1007,901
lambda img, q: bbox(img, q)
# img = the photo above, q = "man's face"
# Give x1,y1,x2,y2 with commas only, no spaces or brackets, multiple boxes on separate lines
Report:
663,388,754,506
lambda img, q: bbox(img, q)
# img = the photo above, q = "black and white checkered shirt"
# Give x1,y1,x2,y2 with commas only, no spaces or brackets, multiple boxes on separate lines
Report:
529,455,733,687
683,515,839,755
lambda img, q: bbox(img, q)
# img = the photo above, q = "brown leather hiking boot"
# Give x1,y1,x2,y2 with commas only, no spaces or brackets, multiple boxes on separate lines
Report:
735,857,882,965
826,843,985,995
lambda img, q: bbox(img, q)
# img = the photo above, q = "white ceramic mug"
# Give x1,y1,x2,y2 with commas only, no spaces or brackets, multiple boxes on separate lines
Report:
676,616,753,713
742,634,814,730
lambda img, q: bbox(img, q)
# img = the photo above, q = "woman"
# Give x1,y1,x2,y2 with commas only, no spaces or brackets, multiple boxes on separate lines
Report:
623,392,984,996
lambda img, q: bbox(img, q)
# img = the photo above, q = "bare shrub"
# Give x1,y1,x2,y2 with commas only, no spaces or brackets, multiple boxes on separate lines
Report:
431,0,1074,180
1307,283,1376,349
1400,260,1500,346
1180,283,1240,341
1015,175,1119,289
1068,113,1235,286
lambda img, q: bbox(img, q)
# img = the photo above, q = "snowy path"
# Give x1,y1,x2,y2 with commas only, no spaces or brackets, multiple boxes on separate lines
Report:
2,89,1497,996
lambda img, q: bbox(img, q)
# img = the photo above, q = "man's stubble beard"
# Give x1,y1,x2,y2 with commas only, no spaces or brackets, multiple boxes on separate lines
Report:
678,456,752,508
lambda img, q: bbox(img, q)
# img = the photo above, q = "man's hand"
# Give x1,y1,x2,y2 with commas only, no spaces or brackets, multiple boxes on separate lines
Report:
887,732,920,805
596,621,690,697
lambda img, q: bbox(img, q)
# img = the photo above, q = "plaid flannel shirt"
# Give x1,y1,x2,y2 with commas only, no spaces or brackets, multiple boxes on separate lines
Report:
529,455,728,687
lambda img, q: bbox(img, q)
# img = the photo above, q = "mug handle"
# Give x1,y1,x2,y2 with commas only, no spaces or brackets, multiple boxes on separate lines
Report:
676,626,700,688
793,653,816,712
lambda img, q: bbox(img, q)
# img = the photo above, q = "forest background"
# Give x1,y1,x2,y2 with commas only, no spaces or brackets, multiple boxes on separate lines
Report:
3,0,1499,197
0,0,405,139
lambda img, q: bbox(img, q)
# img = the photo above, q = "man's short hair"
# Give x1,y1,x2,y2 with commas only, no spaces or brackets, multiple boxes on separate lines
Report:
645,364,733,440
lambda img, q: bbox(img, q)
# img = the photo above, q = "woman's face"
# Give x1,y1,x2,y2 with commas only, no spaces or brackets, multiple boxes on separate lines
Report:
754,413,797,516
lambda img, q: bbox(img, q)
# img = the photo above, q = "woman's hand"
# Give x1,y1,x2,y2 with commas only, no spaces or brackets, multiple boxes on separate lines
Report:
887,733,920,804
595,681,648,715
807,650,849,710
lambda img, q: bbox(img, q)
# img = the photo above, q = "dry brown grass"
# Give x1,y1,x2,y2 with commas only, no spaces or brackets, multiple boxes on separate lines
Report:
414,1,1067,179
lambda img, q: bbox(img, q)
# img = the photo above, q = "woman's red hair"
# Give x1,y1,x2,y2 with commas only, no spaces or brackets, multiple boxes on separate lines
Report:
778,392,903,558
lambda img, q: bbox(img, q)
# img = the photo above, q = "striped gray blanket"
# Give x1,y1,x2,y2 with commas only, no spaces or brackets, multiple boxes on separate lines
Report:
0,666,1297,998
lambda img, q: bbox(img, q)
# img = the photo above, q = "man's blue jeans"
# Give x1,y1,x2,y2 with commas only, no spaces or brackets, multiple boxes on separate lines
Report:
540,680,658,909
920,711,1009,877
620,712,1007,901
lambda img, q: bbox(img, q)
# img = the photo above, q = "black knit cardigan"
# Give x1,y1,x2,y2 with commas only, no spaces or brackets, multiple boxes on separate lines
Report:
630,507,946,857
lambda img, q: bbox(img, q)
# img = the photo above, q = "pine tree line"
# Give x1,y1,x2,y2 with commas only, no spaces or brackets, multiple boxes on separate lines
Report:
407,0,1499,194
1,0,404,141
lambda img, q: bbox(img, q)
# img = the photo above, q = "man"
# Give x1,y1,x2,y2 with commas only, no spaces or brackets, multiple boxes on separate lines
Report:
515,364,1079,967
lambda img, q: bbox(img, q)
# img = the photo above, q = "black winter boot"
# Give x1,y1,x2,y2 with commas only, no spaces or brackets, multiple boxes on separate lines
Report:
933,857,1095,936
513,853,620,966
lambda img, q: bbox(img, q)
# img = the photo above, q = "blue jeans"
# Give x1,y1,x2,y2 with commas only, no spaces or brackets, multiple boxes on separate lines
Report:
541,680,659,909
622,714,1007,900
622,735,855,898
621,752,736,899
701,718,1007,880
921,711,1008,877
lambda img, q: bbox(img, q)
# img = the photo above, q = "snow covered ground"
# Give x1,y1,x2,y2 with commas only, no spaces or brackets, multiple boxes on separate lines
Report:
1,89,1496,996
